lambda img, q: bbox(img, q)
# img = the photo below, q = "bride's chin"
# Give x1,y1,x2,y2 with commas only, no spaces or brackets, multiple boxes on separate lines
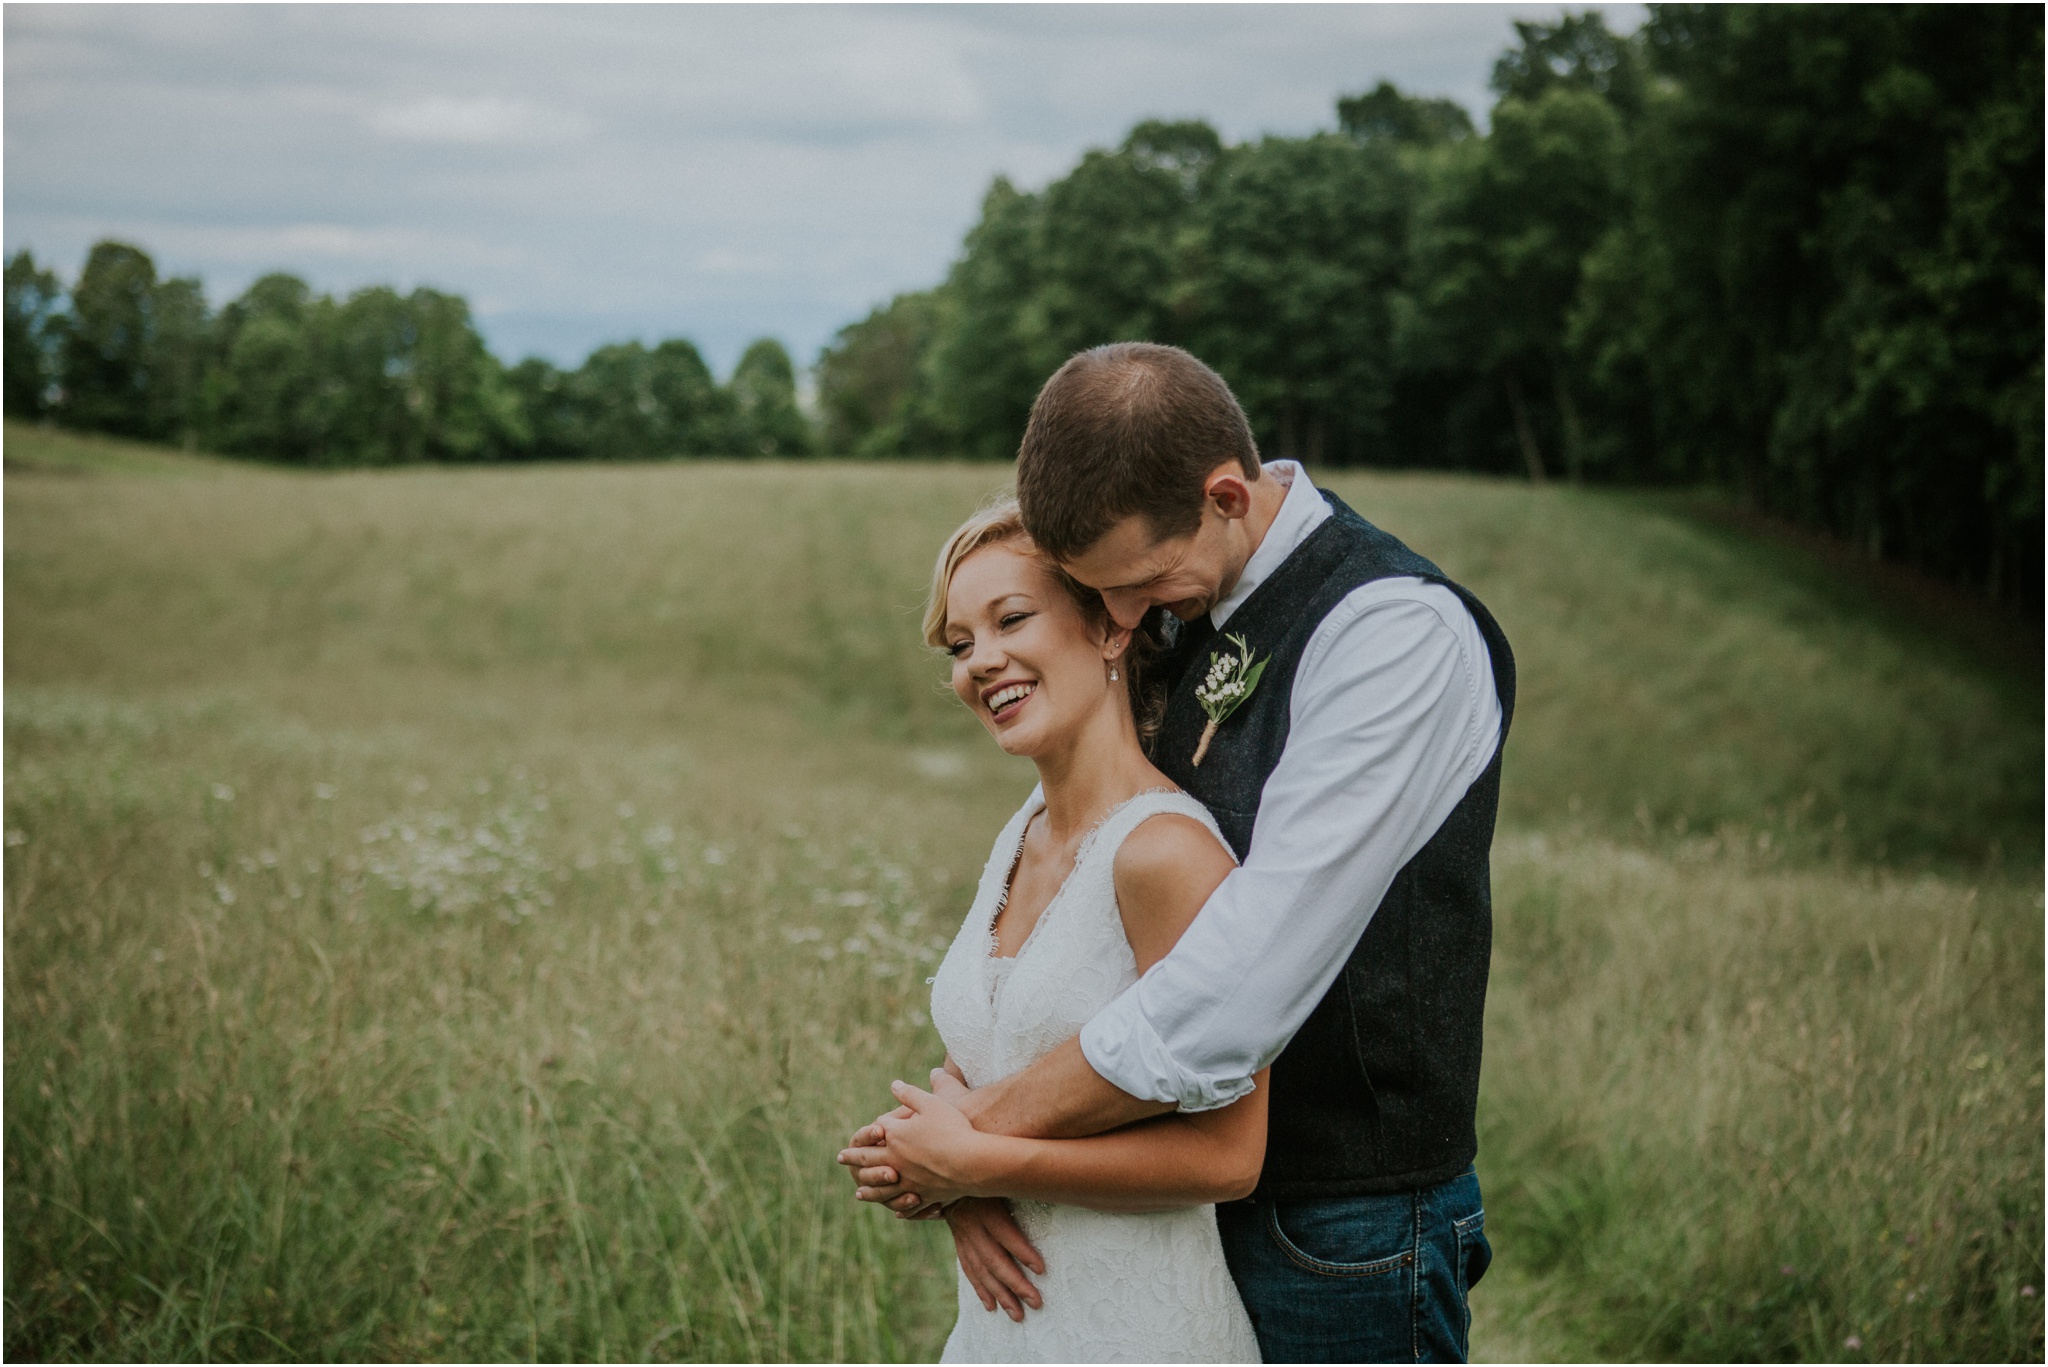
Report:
992,730,1037,757
988,718,1049,757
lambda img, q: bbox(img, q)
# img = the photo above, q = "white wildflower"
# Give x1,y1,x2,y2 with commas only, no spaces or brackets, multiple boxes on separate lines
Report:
1192,633,1269,767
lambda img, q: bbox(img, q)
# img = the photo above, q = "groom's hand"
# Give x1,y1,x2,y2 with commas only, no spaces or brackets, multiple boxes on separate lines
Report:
945,1197,1045,1322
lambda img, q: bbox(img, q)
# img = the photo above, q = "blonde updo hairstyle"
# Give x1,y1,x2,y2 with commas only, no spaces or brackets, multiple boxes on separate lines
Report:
923,496,1161,737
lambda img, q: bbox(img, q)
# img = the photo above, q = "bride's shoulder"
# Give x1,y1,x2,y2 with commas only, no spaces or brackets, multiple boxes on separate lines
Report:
1113,810,1234,905
1114,806,1229,870
1111,807,1235,972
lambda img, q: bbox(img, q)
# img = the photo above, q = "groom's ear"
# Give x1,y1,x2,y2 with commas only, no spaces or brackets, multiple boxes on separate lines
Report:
1202,466,1256,520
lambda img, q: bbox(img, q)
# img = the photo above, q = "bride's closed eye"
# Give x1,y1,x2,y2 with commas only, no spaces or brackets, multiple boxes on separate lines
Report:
947,612,1033,658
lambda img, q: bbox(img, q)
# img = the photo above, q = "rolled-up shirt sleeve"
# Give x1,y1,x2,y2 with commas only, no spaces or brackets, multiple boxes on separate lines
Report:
1079,582,1502,1112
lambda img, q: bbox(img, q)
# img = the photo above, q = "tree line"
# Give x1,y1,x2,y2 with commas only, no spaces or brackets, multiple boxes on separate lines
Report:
4,247,811,463
7,6,2038,599
816,5,2041,600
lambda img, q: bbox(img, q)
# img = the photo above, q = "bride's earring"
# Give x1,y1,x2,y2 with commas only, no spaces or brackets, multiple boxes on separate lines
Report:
1110,666,1120,682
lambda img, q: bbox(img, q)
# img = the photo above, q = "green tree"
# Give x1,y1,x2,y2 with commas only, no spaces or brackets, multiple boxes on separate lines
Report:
1033,120,1220,352
282,285,527,464
923,178,1048,460
568,339,733,460
147,276,211,448
505,357,584,461
1406,72,1629,481
1338,82,1475,147
729,338,812,457
1491,10,1647,115
4,250,65,419
1582,3,2043,594
1191,133,1416,465
61,240,160,437
202,273,336,462
648,339,734,455
813,290,944,458
327,285,416,462
393,288,525,462
925,121,1224,460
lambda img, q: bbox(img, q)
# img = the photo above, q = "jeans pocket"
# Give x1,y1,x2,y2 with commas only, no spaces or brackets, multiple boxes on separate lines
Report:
1453,1208,1491,1295
1447,1207,1490,1360
1266,1198,1415,1279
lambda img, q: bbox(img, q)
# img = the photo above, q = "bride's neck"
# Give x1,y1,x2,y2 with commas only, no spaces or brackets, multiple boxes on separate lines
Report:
1031,698,1161,843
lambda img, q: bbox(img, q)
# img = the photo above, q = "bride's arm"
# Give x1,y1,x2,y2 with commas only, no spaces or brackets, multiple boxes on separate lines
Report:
848,813,1268,1213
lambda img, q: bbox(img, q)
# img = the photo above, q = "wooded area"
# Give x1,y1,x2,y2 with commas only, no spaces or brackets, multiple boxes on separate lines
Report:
2,254,812,464
818,5,2043,600
6,6,2040,599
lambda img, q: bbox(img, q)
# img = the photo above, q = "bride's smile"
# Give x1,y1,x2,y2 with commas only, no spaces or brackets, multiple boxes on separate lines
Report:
942,541,1130,758
981,679,1036,723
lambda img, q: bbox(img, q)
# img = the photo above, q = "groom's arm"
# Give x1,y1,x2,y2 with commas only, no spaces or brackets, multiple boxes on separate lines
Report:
855,584,1500,1204
1075,584,1502,1113
935,1047,1148,1142
957,1035,1172,1138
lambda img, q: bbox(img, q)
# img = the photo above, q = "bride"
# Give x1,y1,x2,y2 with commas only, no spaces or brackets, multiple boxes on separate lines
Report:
838,499,1264,1363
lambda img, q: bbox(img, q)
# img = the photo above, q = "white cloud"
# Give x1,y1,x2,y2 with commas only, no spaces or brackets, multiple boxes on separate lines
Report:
4,3,1644,372
697,249,786,278
366,96,591,147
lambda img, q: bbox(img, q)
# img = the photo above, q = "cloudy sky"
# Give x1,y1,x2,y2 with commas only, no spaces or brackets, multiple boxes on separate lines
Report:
6,3,1640,375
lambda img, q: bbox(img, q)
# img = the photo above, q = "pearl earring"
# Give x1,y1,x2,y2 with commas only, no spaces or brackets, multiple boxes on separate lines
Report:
1110,666,1120,682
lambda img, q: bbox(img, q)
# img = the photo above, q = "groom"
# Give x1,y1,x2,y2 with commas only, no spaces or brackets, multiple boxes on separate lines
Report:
848,343,1515,1363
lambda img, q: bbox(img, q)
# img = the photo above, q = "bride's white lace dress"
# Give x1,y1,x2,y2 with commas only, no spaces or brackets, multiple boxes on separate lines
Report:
930,787,1260,1364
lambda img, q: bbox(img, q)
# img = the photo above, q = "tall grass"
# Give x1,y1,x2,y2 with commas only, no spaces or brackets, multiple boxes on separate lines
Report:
1482,838,2040,1360
5,423,2040,1360
5,688,974,1360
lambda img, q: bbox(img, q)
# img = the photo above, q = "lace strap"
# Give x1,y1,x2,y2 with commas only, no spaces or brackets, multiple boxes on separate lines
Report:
973,787,1045,903
1082,789,1234,875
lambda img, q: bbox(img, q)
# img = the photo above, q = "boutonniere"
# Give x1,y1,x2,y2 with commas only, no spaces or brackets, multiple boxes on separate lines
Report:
1192,632,1267,767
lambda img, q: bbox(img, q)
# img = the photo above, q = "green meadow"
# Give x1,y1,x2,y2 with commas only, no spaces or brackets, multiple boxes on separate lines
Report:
5,421,2041,1362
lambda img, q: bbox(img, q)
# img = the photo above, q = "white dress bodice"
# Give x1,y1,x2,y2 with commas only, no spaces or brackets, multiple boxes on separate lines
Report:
929,787,1260,1364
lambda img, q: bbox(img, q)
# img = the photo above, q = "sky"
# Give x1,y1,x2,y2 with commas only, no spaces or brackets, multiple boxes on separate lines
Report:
5,3,1642,376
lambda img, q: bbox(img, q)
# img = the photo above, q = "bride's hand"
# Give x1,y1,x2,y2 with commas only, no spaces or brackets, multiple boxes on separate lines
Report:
846,1104,912,1154
841,1066,976,1215
945,1197,1045,1322
847,1080,993,1210
840,1104,923,1213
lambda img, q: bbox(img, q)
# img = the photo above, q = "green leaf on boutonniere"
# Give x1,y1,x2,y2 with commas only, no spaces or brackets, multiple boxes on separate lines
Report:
1191,633,1267,767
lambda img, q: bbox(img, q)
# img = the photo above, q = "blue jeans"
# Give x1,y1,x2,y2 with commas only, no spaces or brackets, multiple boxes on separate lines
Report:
1217,1167,1491,1364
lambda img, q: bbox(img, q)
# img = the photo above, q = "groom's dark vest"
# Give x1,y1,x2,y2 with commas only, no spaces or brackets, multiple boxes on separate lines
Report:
1149,488,1515,1200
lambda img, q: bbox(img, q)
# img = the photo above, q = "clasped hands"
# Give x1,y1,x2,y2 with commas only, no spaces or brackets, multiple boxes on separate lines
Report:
837,1069,1050,1322
837,1066,984,1217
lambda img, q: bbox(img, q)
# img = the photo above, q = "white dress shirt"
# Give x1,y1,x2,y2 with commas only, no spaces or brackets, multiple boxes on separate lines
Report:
1078,462,1505,1111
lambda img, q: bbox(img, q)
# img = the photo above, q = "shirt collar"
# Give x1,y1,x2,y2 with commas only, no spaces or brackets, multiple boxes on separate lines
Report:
1210,460,1330,629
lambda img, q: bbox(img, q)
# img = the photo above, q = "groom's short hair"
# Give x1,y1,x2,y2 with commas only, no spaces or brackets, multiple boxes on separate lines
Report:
1016,342,1261,560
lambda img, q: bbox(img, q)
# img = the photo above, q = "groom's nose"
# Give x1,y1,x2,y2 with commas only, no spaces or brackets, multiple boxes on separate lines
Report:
1101,591,1151,630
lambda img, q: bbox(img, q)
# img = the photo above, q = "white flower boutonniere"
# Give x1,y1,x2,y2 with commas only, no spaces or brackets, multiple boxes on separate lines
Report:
1191,632,1268,767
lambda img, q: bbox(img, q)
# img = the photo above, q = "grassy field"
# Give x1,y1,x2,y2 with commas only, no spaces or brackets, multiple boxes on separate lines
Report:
5,420,2041,1362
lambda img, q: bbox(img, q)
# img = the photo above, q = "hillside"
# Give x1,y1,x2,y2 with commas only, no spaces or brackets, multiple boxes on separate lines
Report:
5,426,2041,1360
